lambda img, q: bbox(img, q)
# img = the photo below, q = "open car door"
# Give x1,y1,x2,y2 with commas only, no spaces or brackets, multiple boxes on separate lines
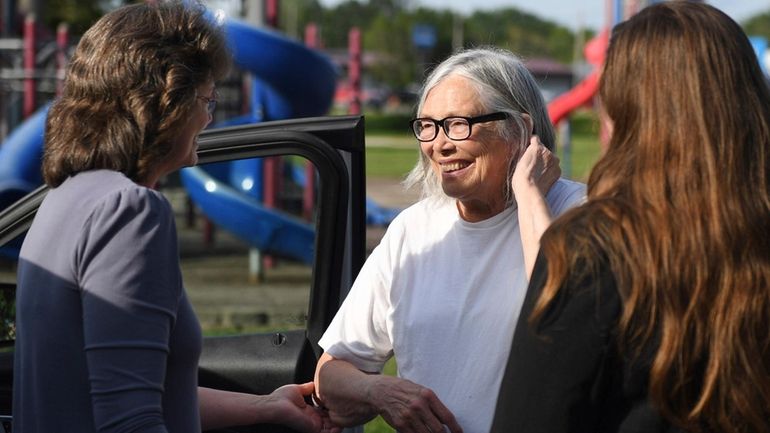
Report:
0,115,367,433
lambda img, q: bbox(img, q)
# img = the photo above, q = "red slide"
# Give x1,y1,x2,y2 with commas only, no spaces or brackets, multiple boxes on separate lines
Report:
546,29,609,125
548,70,600,125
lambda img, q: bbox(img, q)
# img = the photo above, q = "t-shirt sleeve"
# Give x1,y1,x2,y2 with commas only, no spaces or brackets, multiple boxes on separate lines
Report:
490,252,622,433
319,224,399,373
547,178,587,217
75,187,181,433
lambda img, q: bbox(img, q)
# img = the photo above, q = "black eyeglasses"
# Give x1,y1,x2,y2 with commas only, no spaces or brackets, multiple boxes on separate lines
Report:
197,90,218,115
409,112,509,142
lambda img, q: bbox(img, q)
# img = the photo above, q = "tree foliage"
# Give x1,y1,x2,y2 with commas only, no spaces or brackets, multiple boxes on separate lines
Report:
39,0,770,92
464,8,574,64
42,0,132,36
743,10,770,40
286,0,578,89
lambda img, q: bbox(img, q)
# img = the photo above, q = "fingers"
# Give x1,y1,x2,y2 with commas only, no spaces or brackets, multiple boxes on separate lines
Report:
515,136,547,172
318,408,341,433
296,381,315,397
274,384,310,407
378,379,462,433
427,395,462,433
512,135,561,197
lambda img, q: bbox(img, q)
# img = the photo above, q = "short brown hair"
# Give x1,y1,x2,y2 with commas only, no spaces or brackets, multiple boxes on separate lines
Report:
43,1,231,187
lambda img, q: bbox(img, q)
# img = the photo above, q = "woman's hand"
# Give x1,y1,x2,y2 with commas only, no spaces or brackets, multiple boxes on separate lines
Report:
268,382,340,433
512,135,561,200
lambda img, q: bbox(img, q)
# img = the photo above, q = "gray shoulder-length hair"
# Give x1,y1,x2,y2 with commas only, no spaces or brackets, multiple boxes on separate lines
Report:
404,46,554,205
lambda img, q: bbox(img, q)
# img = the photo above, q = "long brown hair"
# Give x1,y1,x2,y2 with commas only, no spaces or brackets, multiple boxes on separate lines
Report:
533,3,770,431
42,1,231,187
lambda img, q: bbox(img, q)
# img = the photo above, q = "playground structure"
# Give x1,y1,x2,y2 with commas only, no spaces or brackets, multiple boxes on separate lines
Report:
548,0,770,164
181,17,336,267
0,6,71,208
0,3,400,268
1,0,769,262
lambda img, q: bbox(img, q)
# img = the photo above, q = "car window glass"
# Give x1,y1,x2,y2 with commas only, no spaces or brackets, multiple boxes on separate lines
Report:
0,270,17,348
0,231,23,347
162,155,316,337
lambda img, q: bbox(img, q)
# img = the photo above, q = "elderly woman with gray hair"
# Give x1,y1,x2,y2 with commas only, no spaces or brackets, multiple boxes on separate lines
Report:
313,47,586,433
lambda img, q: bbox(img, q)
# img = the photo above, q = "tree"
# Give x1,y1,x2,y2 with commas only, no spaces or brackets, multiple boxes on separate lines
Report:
464,8,575,64
286,0,580,90
42,0,129,36
363,11,416,89
289,0,386,47
743,10,770,41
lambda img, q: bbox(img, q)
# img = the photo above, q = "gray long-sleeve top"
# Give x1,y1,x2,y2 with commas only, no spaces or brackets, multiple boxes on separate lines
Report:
13,170,201,433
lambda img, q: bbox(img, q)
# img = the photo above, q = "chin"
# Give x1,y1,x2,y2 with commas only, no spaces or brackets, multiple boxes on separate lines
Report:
184,151,198,168
440,185,465,200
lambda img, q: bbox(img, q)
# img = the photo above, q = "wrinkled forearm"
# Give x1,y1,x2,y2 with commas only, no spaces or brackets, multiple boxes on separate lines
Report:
315,354,381,426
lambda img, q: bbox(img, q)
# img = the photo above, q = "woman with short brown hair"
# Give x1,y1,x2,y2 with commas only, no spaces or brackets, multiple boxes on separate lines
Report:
14,2,332,432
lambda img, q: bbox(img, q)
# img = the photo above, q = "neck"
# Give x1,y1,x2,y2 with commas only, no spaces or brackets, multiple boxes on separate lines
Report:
139,174,159,190
456,198,507,222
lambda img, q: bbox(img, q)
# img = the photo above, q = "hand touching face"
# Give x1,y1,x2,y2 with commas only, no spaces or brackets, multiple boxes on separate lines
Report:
511,135,561,200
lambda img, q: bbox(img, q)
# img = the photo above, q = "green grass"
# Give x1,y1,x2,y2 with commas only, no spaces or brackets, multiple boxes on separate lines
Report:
556,110,603,181
365,145,419,179
557,134,602,182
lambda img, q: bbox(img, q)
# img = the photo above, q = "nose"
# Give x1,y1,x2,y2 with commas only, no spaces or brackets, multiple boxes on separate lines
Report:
432,128,456,155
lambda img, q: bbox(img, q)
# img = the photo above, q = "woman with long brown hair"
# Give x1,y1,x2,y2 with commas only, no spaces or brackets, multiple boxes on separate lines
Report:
491,2,770,432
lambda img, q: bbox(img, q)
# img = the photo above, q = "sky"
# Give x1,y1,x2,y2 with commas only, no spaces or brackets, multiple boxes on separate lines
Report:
319,0,770,31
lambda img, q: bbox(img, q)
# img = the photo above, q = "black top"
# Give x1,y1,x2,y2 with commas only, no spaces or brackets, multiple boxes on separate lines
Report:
490,253,682,433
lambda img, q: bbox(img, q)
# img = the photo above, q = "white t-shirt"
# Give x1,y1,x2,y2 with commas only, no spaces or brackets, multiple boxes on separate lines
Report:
319,178,586,433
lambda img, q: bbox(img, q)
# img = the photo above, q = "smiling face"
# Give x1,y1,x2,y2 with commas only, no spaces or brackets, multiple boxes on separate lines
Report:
419,74,516,222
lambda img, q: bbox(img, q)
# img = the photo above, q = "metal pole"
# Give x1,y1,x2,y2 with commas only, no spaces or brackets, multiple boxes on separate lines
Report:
265,0,279,28
23,13,35,118
56,22,68,96
303,23,318,222
261,0,281,272
558,119,572,179
614,0,623,25
348,27,361,116
2,0,17,36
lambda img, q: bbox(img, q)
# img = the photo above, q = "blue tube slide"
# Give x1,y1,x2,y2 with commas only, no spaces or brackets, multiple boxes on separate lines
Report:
289,163,399,226
224,19,337,120
177,18,338,264
0,15,400,262
0,105,47,210
180,165,315,264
